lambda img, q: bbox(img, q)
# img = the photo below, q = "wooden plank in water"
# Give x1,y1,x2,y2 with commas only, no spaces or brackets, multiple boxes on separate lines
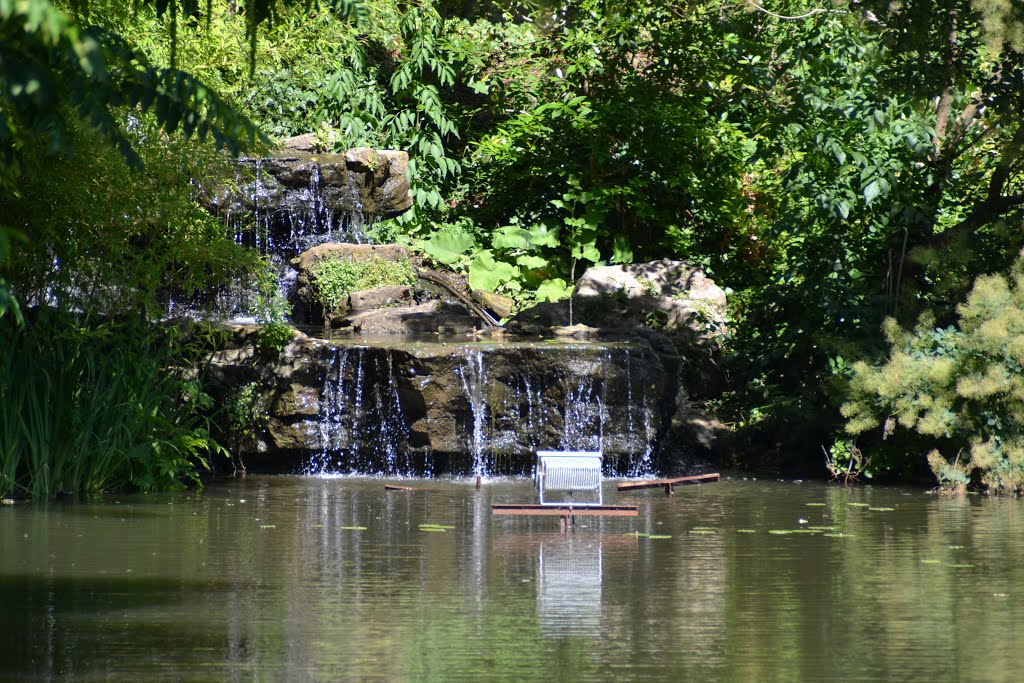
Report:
491,504,638,517
617,473,721,494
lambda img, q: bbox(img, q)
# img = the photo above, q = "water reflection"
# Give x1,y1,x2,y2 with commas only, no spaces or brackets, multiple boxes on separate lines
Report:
4,478,1024,681
537,536,603,636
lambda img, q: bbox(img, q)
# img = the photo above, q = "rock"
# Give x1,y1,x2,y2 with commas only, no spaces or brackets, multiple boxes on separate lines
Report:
472,290,515,319
336,301,479,335
280,133,318,153
270,383,320,418
345,147,384,172
205,334,686,476
576,259,726,308
348,285,414,312
552,324,600,340
511,259,727,342
293,243,412,274
200,147,413,226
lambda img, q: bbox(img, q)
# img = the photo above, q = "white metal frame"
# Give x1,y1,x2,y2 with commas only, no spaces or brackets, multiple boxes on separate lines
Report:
535,450,603,506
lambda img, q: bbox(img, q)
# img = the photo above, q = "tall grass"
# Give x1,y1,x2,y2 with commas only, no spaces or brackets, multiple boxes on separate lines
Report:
0,316,218,499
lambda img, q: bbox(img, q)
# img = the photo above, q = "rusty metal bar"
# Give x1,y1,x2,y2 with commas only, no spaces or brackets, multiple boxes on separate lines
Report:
492,504,638,517
617,473,721,494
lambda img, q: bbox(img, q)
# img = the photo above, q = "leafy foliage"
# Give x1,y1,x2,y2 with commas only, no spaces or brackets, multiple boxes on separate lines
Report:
843,254,1024,492
309,255,416,311
0,314,222,498
0,0,268,189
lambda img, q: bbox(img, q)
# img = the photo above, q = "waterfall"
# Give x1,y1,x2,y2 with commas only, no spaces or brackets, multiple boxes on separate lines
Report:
166,155,375,321
456,348,488,479
306,346,411,475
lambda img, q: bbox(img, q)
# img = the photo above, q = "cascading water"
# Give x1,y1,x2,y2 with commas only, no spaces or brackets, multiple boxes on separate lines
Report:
438,342,661,478
456,348,489,479
306,345,412,475
166,154,382,321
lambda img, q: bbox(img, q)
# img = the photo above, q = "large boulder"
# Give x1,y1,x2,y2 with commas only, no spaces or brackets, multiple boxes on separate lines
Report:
290,243,415,324
512,259,727,343
336,300,479,334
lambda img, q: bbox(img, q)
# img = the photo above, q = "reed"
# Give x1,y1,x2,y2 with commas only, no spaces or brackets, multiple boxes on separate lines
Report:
0,317,216,498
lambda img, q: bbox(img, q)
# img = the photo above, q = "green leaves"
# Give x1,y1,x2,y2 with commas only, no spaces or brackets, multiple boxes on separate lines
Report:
0,0,268,186
421,227,477,267
468,251,518,293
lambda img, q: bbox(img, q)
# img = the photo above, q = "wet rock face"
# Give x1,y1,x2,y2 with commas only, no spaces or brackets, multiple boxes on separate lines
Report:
206,332,679,477
203,148,412,223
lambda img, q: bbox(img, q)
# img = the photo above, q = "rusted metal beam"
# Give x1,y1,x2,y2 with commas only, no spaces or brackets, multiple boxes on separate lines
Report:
491,504,638,517
384,484,422,491
617,473,721,494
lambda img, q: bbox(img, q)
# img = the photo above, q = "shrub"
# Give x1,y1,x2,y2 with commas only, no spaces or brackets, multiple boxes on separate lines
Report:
309,256,416,312
842,254,1024,492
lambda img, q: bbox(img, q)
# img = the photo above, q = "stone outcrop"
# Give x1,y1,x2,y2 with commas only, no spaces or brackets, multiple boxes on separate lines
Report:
289,242,492,333
511,259,727,344
202,147,412,222
205,328,681,476
199,254,727,476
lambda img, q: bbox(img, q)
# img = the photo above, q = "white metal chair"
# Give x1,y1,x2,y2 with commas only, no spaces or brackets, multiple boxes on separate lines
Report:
535,450,603,506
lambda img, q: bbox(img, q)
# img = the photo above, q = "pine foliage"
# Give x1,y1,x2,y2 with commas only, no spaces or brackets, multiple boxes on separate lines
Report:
843,252,1024,492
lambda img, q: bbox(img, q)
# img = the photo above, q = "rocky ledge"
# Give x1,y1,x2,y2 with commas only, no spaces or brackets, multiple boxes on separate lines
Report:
203,245,728,476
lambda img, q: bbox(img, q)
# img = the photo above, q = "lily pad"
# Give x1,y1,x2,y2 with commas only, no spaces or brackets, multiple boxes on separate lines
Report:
736,529,757,533
847,502,869,507
340,526,367,531
805,503,826,507
868,507,895,511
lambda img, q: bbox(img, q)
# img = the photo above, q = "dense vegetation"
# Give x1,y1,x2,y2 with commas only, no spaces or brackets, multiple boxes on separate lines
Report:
3,0,1024,495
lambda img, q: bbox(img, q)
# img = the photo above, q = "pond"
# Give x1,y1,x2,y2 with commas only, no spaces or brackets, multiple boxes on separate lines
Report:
2,476,1022,681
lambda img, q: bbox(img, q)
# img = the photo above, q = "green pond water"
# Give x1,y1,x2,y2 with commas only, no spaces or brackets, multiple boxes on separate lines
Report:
2,476,1023,681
